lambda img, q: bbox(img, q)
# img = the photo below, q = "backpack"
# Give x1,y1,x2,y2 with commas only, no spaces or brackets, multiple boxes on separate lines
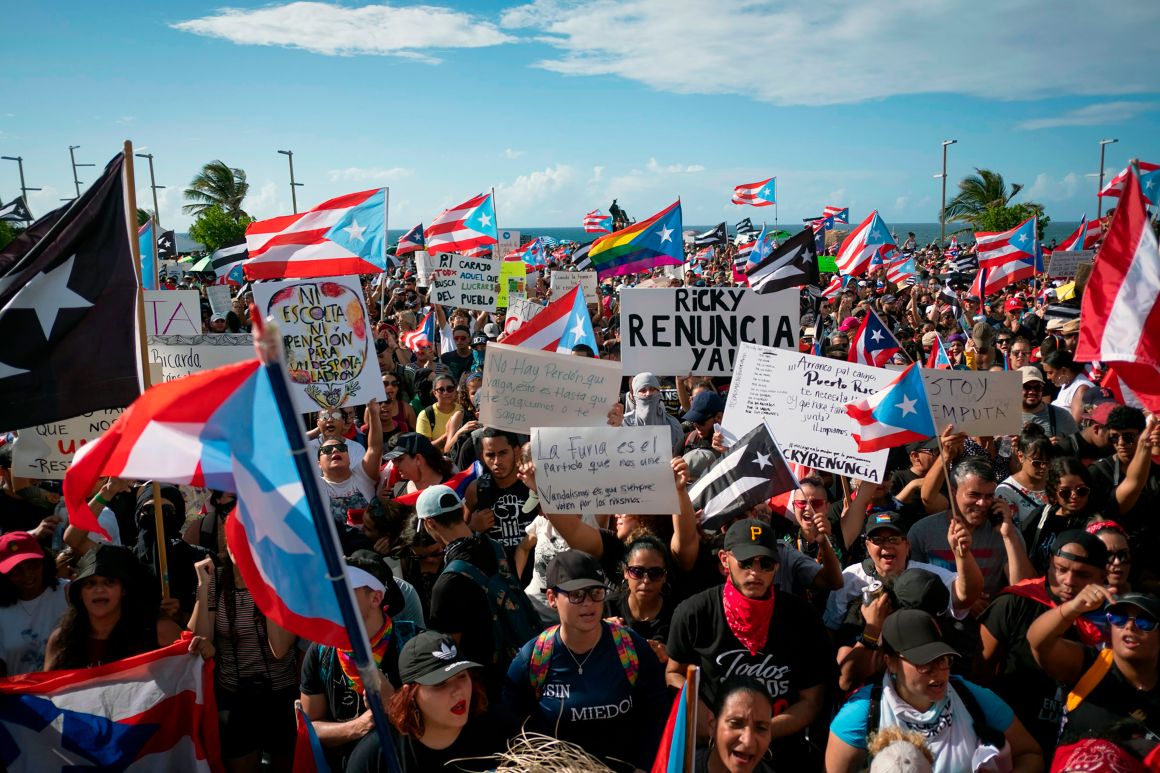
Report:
528,622,639,699
866,675,1005,750
443,537,542,668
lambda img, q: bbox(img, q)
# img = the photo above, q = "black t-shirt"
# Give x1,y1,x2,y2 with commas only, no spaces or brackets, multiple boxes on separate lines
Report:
473,474,534,551
299,640,401,722
604,588,675,644
1089,456,1160,554
439,350,473,382
428,536,500,693
1021,506,1093,575
390,713,507,773
1061,648,1160,745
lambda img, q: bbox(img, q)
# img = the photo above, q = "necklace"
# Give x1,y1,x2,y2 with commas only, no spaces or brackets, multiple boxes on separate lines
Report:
562,639,598,675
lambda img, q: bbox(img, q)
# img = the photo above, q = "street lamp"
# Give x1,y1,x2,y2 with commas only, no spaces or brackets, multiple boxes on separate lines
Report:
939,139,958,248
1097,139,1118,220
277,150,303,214
135,153,166,229
65,145,95,200
1,155,41,222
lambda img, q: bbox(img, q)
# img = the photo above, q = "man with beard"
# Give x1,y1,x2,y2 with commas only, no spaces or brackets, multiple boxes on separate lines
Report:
1020,367,1078,441
979,531,1108,756
465,428,535,578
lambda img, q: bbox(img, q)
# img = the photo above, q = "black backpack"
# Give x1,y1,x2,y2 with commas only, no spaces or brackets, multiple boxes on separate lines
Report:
866,675,1006,750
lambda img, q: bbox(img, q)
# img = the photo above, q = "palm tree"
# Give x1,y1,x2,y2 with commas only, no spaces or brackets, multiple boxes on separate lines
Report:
942,169,1028,228
183,160,249,218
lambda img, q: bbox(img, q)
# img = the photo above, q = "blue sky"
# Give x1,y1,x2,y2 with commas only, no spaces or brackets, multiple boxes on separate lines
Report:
4,0,1159,231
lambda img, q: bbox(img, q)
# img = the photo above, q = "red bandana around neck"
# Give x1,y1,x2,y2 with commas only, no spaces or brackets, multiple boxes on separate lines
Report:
1002,577,1105,647
722,579,775,656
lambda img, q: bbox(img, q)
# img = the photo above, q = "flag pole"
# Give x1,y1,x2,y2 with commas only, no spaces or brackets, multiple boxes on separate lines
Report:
123,140,172,601
252,311,403,773
920,377,967,558
683,664,699,772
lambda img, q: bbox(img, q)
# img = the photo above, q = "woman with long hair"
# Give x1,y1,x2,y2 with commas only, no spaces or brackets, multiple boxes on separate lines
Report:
695,677,777,773
1044,350,1095,425
442,372,484,461
604,533,675,665
1022,456,1100,574
386,433,455,500
378,372,417,449
995,426,1055,531
0,532,67,675
415,374,460,452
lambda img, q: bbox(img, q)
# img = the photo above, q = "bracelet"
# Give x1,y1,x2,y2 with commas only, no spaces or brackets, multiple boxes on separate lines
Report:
860,633,880,649
92,493,110,506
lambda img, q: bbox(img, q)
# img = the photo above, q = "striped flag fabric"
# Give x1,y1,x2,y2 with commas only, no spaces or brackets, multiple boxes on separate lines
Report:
822,273,848,300
394,461,483,506
926,335,953,369
971,266,989,301
649,668,699,773
746,227,819,295
425,192,498,254
1076,167,1160,412
849,308,904,366
978,255,1036,298
731,177,776,207
293,700,331,772
1085,215,1111,249
692,222,727,247
462,245,493,258
809,215,835,233
583,209,612,234
0,195,32,222
975,216,1037,269
401,311,435,352
845,363,936,452
885,252,917,285
244,187,389,280
578,200,683,279
1056,216,1090,252
688,420,796,531
824,205,849,224
836,210,895,276
948,251,979,275
734,217,757,237
500,286,585,352
1099,161,1160,204
505,237,546,268
210,238,248,281
395,222,425,256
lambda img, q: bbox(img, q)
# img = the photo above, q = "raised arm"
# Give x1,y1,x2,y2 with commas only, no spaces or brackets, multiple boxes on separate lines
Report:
1027,583,1114,685
1115,416,1158,513
669,457,699,572
360,399,382,479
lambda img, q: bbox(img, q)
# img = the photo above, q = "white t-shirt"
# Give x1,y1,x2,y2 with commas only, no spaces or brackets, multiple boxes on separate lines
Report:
0,583,69,675
823,559,965,630
318,465,378,523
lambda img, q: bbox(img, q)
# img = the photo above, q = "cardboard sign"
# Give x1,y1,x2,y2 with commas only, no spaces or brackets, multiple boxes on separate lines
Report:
619,287,798,375
479,343,622,434
498,259,526,307
495,230,521,261
922,369,1022,436
414,251,434,286
205,285,232,317
431,252,500,312
148,334,253,382
252,275,385,414
143,290,202,335
550,270,599,305
1047,249,1094,278
531,426,678,515
12,409,126,478
504,297,540,335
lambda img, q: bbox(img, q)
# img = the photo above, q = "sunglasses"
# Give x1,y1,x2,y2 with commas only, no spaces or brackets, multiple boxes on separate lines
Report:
736,555,776,572
1107,611,1159,633
1106,549,1131,564
1025,458,1048,469
383,380,400,387
1057,486,1091,499
1108,432,1140,446
793,497,826,510
1010,349,1030,356
625,566,667,582
555,586,608,604
434,386,456,394
1022,385,1043,393
867,534,905,547
319,443,348,456
453,336,469,343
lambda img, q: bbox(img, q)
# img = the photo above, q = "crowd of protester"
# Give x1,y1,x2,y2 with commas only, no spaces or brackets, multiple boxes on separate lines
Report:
2,225,1159,773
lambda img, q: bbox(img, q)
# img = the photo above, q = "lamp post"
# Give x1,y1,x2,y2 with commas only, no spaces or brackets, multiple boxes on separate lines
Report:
939,139,958,248
0,155,41,222
277,149,303,214
134,152,166,229
1097,139,1118,220
65,145,95,200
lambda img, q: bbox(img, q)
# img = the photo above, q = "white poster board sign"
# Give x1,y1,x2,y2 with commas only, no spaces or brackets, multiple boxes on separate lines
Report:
550,270,599,305
479,343,622,434
205,285,232,317
414,251,434,286
143,290,202,335
1047,249,1094,278
619,287,798,375
496,230,521,261
531,426,678,515
252,275,385,414
12,409,126,478
148,334,254,382
504,297,540,335
431,252,500,312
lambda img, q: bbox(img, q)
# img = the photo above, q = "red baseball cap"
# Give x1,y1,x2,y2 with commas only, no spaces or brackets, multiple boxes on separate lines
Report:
0,532,45,574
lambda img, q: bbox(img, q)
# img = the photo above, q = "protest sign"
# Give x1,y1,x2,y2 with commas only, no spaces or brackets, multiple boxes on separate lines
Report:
205,284,232,317
414,251,434,285
619,287,798,375
818,254,838,273
252,276,385,414
496,230,520,260
431,252,500,312
12,409,126,479
148,334,253,382
504,296,540,335
921,369,1021,436
143,290,201,335
479,343,621,434
1046,249,1094,278
531,426,678,515
550,270,599,305
722,343,891,482
498,259,526,307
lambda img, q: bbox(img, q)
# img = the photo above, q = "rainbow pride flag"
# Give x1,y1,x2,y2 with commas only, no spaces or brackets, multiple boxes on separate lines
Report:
580,200,683,279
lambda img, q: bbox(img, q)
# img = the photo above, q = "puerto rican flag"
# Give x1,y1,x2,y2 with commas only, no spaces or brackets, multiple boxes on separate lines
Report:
821,273,849,300
746,223,777,269
462,245,492,259
1099,161,1160,204
1076,168,1160,412
925,335,953,369
0,633,221,771
244,188,389,280
849,308,904,366
583,209,612,234
425,192,499,254
809,215,834,233
1056,216,1091,252
1085,215,1111,250
393,461,483,506
501,286,585,352
505,237,546,268
836,210,895,276
885,252,917,285
395,222,425,256
845,363,936,452
63,359,361,649
975,216,1037,269
401,311,434,353
731,177,776,207
823,206,849,224
975,255,1036,299
693,245,715,262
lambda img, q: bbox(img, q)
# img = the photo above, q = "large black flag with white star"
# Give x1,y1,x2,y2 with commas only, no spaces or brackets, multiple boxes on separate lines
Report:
745,227,820,295
0,196,32,222
156,229,177,260
688,421,797,531
692,222,727,247
0,154,142,429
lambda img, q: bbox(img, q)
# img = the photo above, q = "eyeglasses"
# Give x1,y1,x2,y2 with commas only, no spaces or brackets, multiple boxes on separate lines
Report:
319,443,348,456
434,386,456,394
625,566,667,582
903,655,953,673
1107,611,1159,633
735,555,776,572
555,586,608,604
1108,432,1140,447
1056,485,1090,500
1106,549,1131,564
320,410,344,420
792,497,826,510
867,534,905,547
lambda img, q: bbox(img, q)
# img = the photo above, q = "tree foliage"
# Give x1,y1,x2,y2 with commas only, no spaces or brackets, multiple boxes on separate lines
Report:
944,168,1047,239
183,160,249,218
0,221,23,251
187,204,254,253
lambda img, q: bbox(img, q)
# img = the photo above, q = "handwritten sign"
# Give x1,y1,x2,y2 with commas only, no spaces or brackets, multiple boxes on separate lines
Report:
550,270,599,305
498,259,526,307
252,275,385,414
1046,249,1094,278
504,297,540,335
205,285,232,317
148,334,253,382
479,343,622,434
414,251,434,286
431,252,500,312
496,230,521,261
619,287,798,375
532,426,678,515
143,290,201,335
12,409,126,479
922,369,1021,436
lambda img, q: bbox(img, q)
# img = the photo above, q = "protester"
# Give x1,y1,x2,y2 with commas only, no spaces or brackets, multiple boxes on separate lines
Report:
995,425,1055,530
415,374,460,451
694,676,778,773
0,531,68,675
1020,367,1079,440
1087,520,1132,595
464,428,536,574
603,533,676,663
1022,457,1101,573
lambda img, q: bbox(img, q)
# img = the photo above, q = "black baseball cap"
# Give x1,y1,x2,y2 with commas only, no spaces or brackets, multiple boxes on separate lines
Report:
1108,593,1160,620
546,550,607,592
723,518,779,561
892,569,950,617
866,511,905,536
398,630,481,686
905,437,939,454
1052,530,1109,569
383,432,437,461
882,609,959,664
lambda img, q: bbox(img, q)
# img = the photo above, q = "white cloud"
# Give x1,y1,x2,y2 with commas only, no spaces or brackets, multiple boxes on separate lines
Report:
645,158,705,174
500,0,1160,106
244,181,287,220
590,166,604,183
504,148,525,159
1016,101,1160,130
1024,172,1082,202
326,166,413,183
894,196,909,212
116,116,136,125
173,1,513,63
494,164,577,222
